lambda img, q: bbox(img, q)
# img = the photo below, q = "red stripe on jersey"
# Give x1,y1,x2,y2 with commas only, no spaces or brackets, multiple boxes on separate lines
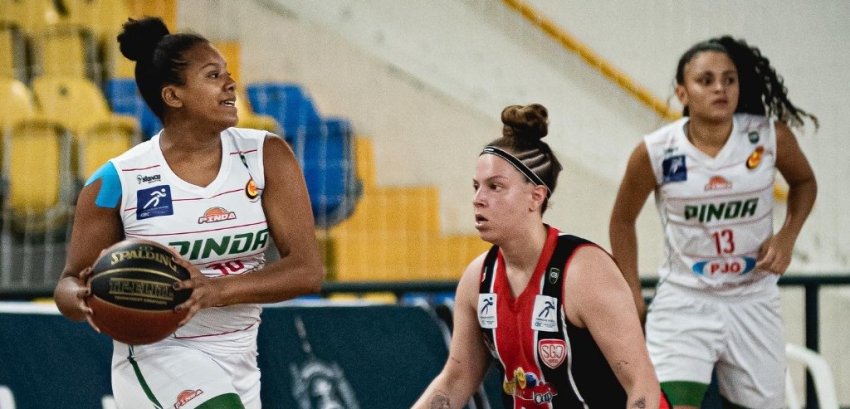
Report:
121,164,160,172
126,220,268,237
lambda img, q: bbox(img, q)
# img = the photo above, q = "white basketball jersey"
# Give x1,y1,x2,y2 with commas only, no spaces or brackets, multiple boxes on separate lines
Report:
112,127,269,351
644,113,778,296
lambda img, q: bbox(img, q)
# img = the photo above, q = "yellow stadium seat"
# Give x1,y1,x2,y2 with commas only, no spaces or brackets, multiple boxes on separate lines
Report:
0,0,61,35
7,119,74,234
32,75,138,180
0,78,37,130
31,24,98,80
64,0,129,43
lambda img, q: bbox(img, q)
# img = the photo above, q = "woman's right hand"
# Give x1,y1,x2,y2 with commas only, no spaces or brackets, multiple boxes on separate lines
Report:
76,267,101,334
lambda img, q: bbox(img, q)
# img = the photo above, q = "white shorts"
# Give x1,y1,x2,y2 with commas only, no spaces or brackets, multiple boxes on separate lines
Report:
111,341,261,409
646,282,785,408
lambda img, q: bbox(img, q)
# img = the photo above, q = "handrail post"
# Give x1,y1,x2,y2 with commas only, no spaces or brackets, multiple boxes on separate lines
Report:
804,283,819,409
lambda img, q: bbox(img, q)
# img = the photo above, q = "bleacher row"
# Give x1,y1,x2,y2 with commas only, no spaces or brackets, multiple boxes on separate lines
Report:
0,0,489,289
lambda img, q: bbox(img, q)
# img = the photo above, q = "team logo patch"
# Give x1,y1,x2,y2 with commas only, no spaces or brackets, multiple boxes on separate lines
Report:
197,207,237,224
662,155,687,183
136,174,162,184
538,339,567,369
531,295,558,332
245,177,260,201
704,175,732,191
173,389,203,409
747,131,760,144
746,146,764,169
137,185,173,220
478,294,497,329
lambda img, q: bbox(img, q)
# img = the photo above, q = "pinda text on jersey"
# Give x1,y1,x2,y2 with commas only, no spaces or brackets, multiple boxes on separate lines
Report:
169,229,269,261
684,198,758,223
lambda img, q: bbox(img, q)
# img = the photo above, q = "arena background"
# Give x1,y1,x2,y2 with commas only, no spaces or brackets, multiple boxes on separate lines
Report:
0,0,848,407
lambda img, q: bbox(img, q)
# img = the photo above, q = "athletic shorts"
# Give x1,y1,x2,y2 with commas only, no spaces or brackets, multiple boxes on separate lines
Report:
645,282,785,408
111,341,261,409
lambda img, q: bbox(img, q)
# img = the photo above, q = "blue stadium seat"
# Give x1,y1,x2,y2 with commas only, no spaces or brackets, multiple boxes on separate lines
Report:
303,118,360,228
245,82,321,142
104,78,162,140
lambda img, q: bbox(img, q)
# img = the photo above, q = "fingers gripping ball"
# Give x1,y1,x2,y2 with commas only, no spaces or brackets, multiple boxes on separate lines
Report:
88,239,192,344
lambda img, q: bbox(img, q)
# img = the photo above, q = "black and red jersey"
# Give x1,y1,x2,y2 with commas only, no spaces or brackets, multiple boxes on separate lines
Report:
477,226,627,408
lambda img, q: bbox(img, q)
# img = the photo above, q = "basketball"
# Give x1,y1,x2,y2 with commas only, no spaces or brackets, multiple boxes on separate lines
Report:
88,239,192,344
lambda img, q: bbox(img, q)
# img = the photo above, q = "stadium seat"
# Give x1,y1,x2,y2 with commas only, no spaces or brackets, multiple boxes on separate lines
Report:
6,119,74,234
32,75,138,180
303,118,361,228
246,82,321,143
31,24,99,80
235,89,279,133
0,25,26,81
0,78,37,131
104,77,162,139
0,0,62,35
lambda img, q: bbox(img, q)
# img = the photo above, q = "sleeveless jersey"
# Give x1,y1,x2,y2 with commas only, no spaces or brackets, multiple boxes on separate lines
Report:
111,127,269,352
644,113,778,296
478,227,627,409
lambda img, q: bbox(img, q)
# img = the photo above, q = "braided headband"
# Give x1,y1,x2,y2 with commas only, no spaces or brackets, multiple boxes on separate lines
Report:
480,146,551,197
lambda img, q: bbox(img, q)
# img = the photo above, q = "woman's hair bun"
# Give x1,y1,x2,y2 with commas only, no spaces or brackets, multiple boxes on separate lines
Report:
117,17,170,63
501,104,549,142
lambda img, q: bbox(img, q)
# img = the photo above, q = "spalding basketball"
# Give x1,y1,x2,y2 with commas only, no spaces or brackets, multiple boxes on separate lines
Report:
88,239,192,344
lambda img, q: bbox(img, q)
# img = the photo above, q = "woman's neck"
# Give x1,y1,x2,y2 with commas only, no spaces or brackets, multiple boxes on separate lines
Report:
686,116,734,156
499,223,548,276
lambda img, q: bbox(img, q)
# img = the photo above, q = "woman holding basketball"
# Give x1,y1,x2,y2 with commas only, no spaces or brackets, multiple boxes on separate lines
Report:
609,36,817,408
53,17,323,409
412,104,668,409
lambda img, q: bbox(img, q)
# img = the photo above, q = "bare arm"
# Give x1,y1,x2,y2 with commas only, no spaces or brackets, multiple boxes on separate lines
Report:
54,179,124,322
565,246,661,409
412,254,492,409
757,123,817,274
176,135,324,314
609,142,656,322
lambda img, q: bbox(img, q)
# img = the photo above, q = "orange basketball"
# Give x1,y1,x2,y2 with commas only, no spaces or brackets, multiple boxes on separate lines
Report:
88,239,192,344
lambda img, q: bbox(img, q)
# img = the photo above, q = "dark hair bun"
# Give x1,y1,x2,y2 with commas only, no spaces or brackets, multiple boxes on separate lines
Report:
501,104,549,143
117,17,170,63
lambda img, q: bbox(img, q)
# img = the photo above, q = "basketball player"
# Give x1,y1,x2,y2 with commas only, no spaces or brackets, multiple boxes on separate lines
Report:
412,104,668,409
53,17,324,409
609,36,817,408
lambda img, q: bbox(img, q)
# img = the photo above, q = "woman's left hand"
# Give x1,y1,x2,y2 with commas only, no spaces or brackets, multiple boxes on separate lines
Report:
756,231,795,275
171,256,221,326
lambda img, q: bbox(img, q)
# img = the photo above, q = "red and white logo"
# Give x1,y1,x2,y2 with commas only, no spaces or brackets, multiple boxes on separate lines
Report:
173,389,203,408
704,175,732,191
197,207,237,224
538,339,566,369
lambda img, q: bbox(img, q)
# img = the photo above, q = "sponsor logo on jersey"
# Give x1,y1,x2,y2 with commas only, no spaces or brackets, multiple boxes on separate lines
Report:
173,389,203,409
532,295,558,332
547,267,560,285
169,228,269,261
136,174,162,184
692,256,757,277
538,339,567,369
245,177,260,201
662,155,687,183
137,185,173,220
197,207,237,224
684,198,758,223
478,294,497,329
503,367,557,404
746,145,765,169
704,175,732,191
